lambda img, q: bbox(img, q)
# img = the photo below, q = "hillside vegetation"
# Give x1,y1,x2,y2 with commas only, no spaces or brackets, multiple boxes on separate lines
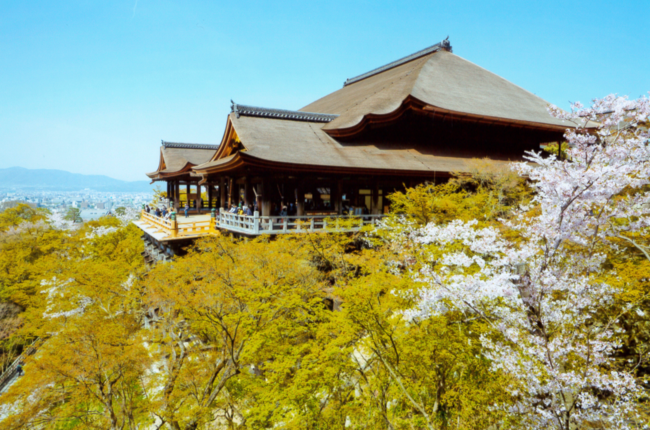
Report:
0,95,649,429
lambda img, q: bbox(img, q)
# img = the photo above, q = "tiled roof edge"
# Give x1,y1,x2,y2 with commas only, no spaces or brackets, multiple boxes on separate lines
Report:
231,101,339,123
343,37,452,87
162,141,220,150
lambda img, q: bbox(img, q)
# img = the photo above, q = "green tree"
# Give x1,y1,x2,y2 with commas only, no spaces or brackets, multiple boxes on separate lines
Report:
64,207,82,222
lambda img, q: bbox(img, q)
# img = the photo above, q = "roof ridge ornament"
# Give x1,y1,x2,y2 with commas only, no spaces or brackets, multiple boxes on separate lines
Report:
231,99,240,118
230,102,339,123
162,141,221,150
343,37,453,87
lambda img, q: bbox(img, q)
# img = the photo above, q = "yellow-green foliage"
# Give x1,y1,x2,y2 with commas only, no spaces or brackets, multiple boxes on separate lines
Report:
389,159,531,227
1,161,649,429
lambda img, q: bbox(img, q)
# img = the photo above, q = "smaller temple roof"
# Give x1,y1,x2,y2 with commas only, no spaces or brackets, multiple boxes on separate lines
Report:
147,141,219,179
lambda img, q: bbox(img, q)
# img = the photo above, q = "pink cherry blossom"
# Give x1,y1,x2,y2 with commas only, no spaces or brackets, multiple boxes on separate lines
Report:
399,94,650,429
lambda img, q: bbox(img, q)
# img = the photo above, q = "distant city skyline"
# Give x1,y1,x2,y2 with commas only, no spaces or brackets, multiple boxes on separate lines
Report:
2,0,649,181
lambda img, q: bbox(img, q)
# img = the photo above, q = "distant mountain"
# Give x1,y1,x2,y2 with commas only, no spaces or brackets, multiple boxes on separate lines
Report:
0,167,154,193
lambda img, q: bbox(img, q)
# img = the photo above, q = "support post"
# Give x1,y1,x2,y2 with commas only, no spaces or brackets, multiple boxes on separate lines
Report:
372,180,380,215
171,213,178,238
174,181,180,211
196,184,202,213
255,183,263,213
229,177,238,209
220,177,226,210
244,177,253,208
332,180,342,214
295,182,305,216
261,179,272,217
186,183,190,209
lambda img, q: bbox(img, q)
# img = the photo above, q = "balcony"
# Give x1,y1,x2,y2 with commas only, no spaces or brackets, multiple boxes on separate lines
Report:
133,209,385,241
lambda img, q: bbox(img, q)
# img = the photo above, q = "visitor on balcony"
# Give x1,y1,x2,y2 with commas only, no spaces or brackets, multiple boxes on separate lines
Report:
243,205,253,216
184,202,189,218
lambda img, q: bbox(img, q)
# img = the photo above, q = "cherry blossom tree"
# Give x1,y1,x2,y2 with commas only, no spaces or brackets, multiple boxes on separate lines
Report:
403,94,650,429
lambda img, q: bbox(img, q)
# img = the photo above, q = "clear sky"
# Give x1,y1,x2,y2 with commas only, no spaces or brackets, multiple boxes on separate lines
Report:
1,0,648,181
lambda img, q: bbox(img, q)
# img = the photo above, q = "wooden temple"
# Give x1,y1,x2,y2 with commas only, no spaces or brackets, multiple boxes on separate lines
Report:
135,38,575,260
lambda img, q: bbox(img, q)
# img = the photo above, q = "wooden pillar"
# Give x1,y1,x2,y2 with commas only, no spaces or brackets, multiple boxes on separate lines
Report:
229,177,238,208
174,181,180,211
166,181,171,205
261,179,272,217
220,177,226,209
371,180,380,215
207,184,213,209
186,183,190,208
244,177,252,207
255,183,263,213
295,182,305,216
196,184,202,212
331,179,341,214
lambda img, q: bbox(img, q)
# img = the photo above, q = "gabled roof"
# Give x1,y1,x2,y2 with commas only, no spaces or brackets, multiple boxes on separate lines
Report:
193,113,514,176
300,40,576,134
343,37,452,86
147,141,219,179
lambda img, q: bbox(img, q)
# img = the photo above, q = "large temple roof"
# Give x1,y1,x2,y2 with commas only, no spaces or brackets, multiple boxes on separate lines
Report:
300,43,574,134
166,38,588,179
193,113,513,175
147,141,219,179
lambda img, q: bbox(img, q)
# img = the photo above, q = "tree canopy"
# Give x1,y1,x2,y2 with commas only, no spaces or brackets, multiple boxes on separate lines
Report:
0,94,649,429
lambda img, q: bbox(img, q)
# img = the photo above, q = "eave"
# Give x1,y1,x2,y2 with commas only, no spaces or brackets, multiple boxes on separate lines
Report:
323,96,575,139
192,151,459,178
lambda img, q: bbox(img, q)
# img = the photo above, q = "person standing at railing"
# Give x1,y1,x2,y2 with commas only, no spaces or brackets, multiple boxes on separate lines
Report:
184,202,189,218
243,205,252,216
162,206,168,218
16,363,24,377
155,207,161,217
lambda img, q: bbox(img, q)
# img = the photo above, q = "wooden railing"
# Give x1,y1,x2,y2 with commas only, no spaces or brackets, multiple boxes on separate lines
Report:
141,211,176,233
217,211,385,235
177,218,214,237
138,210,385,238
140,211,216,239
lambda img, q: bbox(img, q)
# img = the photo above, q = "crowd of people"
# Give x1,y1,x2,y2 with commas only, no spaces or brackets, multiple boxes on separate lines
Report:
144,204,174,219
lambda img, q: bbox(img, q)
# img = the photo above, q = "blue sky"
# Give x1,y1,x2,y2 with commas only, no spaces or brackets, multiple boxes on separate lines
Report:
1,0,648,181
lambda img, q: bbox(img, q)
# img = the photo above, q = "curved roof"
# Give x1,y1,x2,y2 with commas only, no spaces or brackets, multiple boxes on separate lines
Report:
300,49,576,133
147,141,219,179
193,113,514,176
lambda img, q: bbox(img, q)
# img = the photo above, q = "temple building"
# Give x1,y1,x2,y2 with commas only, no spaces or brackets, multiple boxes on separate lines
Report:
135,38,575,261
